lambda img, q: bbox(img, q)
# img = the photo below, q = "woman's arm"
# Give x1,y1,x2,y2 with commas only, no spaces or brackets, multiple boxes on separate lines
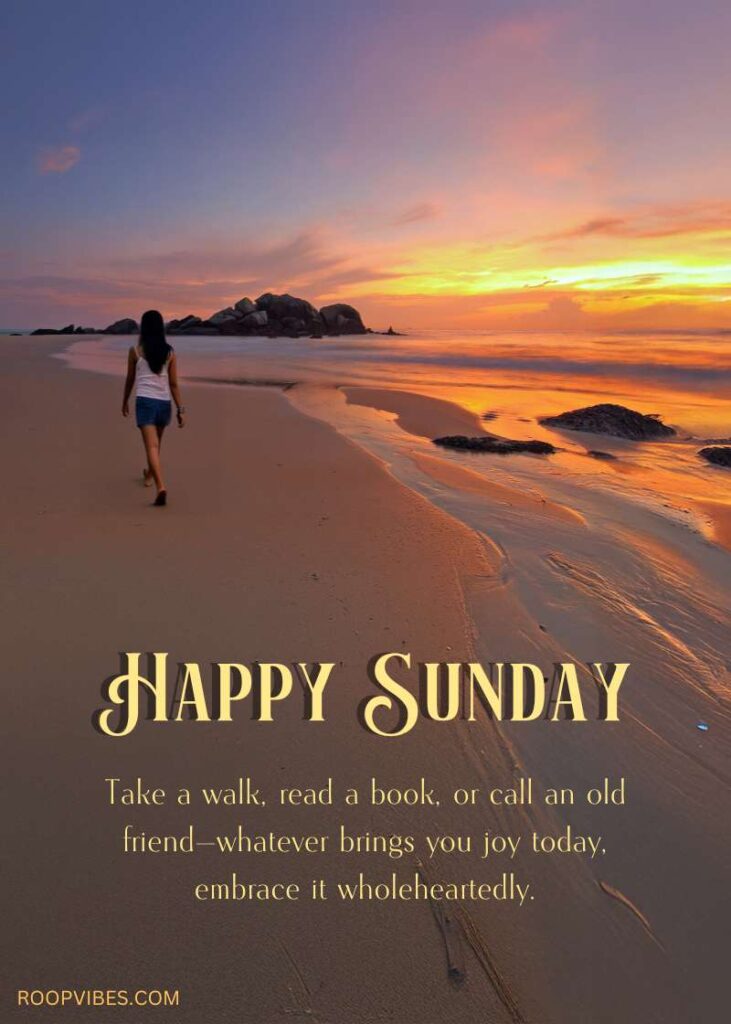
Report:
169,352,185,427
121,347,137,416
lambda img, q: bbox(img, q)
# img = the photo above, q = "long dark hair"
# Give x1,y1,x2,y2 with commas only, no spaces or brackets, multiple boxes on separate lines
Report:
139,310,171,374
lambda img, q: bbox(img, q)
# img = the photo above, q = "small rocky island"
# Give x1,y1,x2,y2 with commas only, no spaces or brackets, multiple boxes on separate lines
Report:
539,403,675,440
31,294,369,339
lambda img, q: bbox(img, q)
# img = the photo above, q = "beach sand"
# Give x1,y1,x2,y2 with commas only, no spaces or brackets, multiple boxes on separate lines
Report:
2,337,729,1023
343,386,489,439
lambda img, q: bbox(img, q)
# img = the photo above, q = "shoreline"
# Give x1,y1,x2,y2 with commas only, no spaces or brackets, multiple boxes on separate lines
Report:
50,331,730,552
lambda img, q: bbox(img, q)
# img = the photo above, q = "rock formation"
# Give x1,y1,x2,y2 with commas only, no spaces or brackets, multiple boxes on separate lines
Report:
166,314,218,336
31,294,371,338
254,293,322,336
698,446,731,467
246,310,269,328
206,308,237,327
105,318,139,335
539,403,675,440
169,294,367,337
31,324,98,335
319,303,366,336
433,436,556,455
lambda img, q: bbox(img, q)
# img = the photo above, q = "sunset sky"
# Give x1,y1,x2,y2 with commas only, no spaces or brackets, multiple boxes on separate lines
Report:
2,0,731,330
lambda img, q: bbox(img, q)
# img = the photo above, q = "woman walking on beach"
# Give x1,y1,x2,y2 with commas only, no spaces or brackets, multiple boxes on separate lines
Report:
121,309,185,506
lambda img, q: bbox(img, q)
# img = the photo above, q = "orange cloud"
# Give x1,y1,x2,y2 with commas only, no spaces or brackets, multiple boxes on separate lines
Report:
37,145,80,174
7,193,731,332
541,202,731,241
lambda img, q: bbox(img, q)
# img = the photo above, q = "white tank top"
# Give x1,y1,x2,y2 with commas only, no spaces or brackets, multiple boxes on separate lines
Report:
135,346,172,401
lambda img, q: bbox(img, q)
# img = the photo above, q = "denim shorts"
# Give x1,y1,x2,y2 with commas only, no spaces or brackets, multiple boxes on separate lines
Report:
136,397,172,428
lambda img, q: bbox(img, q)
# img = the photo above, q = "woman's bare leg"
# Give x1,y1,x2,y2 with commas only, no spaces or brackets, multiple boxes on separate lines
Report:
143,428,164,485
139,425,165,495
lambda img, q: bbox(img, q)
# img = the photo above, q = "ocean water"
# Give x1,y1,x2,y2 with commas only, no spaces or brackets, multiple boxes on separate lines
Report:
59,327,730,428
58,328,730,521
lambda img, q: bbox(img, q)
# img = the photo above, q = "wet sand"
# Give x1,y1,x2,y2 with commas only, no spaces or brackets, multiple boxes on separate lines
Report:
2,338,730,1023
343,386,488,439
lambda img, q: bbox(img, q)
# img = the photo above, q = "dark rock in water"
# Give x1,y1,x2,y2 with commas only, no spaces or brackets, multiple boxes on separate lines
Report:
241,310,268,331
207,306,238,327
203,294,364,337
169,315,221,336
540,403,675,439
433,435,555,455
104,318,138,334
337,316,364,335
30,325,94,335
319,302,366,335
587,449,617,460
29,323,77,334
266,319,284,337
256,293,323,335
217,318,242,335
282,316,306,335
209,297,266,333
168,315,202,334
698,446,731,467
373,325,405,336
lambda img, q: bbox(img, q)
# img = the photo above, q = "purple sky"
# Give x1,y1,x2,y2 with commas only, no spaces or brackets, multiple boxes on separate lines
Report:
2,0,730,329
